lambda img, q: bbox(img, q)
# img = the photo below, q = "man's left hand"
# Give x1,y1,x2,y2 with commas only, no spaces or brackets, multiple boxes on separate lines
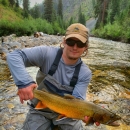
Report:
83,116,100,126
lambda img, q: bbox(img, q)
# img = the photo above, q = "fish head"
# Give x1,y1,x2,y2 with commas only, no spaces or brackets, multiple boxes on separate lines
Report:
93,111,121,126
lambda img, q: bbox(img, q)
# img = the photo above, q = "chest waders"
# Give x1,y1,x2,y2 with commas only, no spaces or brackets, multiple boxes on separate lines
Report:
29,48,82,129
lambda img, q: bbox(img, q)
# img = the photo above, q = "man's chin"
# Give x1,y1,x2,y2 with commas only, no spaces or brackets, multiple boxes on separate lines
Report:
68,56,79,60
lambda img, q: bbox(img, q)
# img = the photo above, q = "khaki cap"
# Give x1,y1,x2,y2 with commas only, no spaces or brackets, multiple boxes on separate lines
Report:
65,23,89,43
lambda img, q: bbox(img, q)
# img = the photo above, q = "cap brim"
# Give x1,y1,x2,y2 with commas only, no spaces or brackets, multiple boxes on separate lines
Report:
65,34,86,43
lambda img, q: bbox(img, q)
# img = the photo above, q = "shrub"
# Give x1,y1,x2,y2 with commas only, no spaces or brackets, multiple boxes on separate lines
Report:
0,20,14,36
122,17,130,42
0,17,65,36
92,22,122,41
104,22,122,40
1,0,9,7
52,21,62,34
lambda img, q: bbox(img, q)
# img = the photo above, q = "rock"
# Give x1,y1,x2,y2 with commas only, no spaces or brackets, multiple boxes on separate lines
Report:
34,32,40,38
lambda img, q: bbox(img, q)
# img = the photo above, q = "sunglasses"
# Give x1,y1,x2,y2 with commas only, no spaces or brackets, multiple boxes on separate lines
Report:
66,39,86,48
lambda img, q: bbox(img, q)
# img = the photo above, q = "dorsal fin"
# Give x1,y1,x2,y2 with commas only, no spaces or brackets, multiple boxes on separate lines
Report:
64,94,75,99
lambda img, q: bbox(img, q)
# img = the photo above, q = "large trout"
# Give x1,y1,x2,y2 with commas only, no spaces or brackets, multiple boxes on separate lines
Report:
33,89,121,126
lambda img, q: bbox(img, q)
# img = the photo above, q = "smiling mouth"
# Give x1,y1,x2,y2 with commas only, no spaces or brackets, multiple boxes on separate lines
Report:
70,50,78,53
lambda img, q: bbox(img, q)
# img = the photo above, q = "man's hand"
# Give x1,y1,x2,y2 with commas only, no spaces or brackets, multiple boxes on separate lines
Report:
83,116,100,126
17,83,37,104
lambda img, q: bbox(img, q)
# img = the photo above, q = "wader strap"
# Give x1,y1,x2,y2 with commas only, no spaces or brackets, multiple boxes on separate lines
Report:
70,61,82,87
48,48,63,76
44,79,72,96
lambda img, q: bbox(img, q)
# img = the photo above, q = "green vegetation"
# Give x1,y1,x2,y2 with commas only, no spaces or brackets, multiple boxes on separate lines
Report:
43,0,53,23
0,0,88,37
0,1,66,36
0,0,130,43
0,18,66,36
92,0,130,43
57,0,63,19
78,5,86,25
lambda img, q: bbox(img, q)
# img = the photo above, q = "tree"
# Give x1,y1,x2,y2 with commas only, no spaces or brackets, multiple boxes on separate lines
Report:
109,0,120,23
30,4,40,19
23,0,30,11
78,6,86,25
15,0,19,7
43,0,53,22
52,8,57,22
9,0,15,7
94,0,110,28
57,0,63,19
69,17,74,25
23,0,30,18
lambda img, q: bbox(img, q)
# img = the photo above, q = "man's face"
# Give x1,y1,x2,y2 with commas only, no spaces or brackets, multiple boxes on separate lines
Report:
63,37,87,60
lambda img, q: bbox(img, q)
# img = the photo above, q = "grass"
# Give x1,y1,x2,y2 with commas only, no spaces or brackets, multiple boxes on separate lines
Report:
0,5,23,22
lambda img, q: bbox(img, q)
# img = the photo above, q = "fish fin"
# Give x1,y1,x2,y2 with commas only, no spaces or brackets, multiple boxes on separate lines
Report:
41,88,48,92
57,114,66,119
85,117,94,126
56,115,67,121
35,101,47,109
64,94,75,99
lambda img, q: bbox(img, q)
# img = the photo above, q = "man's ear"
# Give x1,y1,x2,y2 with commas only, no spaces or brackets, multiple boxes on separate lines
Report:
60,36,65,48
62,36,66,45
84,46,88,51
63,36,65,40
62,36,65,42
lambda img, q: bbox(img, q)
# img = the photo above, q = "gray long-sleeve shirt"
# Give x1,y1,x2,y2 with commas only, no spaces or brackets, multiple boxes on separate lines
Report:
7,46,92,100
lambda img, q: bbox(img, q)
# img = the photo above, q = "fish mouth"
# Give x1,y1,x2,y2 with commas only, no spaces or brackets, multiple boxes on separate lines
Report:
107,121,120,126
106,115,121,126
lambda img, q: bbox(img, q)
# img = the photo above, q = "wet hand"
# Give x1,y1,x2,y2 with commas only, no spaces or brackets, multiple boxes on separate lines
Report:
17,83,37,104
83,116,100,126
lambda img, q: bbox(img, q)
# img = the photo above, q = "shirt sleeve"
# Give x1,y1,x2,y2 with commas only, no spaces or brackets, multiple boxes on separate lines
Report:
72,67,92,100
6,46,48,88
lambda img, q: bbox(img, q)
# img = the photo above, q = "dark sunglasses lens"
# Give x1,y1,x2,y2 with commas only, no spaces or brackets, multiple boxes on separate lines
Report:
66,40,75,46
77,42,86,48
66,39,86,48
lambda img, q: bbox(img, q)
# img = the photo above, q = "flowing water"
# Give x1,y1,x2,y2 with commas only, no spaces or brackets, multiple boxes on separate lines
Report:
0,37,130,130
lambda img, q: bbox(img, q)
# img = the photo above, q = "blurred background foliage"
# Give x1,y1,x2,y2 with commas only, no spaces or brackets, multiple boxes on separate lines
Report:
0,0,130,43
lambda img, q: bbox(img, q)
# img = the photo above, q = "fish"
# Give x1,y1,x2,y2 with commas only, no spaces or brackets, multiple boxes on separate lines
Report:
33,89,121,126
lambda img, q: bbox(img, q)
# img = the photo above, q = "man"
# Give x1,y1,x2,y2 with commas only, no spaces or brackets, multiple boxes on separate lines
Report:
7,23,99,130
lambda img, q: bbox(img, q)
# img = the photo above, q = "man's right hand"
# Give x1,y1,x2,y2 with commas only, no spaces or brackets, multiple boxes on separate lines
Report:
17,83,37,104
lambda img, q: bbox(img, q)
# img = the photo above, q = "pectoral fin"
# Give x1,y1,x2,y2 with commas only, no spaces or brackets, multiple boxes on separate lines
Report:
35,101,47,109
56,114,67,121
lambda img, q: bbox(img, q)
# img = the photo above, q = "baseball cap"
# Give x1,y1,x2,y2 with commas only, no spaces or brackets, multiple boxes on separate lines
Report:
65,23,89,43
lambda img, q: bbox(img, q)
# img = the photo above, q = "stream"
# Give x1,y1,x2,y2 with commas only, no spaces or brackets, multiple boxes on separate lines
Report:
0,37,130,130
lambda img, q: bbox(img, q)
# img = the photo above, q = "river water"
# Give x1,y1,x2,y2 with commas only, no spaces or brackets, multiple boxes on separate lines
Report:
0,37,130,130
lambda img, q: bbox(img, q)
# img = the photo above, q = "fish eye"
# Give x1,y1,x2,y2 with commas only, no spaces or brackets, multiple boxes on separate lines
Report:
110,114,115,118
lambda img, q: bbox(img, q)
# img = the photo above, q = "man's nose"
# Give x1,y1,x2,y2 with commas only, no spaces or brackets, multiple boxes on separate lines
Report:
73,43,78,49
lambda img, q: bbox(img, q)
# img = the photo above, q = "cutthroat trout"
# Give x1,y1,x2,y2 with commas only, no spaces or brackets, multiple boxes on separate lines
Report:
33,89,121,126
